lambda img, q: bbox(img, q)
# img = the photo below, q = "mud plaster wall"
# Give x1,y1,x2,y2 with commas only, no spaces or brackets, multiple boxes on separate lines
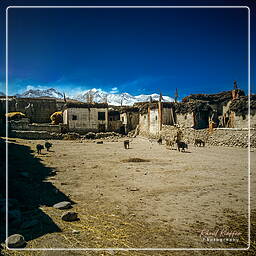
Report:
139,113,149,136
1,98,57,123
63,108,108,132
149,108,160,135
233,113,256,129
108,120,122,132
162,108,174,125
161,125,256,148
127,112,139,131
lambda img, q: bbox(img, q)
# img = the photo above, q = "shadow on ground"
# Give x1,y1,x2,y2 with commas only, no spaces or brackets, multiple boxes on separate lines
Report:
0,138,73,244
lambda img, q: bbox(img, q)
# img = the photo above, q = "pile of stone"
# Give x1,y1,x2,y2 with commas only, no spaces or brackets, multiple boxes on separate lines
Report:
63,132,80,140
83,132,123,140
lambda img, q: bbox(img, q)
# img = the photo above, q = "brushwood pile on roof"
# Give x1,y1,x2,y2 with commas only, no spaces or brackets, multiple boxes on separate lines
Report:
64,102,108,109
134,101,174,114
230,95,256,116
182,90,245,104
174,102,212,114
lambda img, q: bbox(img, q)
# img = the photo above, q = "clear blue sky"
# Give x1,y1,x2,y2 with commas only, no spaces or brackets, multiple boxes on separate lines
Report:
0,1,254,99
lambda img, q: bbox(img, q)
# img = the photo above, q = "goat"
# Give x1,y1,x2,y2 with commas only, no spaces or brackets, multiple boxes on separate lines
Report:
36,144,44,154
177,141,188,152
45,141,52,151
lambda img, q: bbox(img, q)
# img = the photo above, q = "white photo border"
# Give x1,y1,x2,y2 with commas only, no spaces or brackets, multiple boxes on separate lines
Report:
5,5,251,251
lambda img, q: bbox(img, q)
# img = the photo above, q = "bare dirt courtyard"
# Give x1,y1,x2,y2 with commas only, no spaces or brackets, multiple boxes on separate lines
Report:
2,137,256,256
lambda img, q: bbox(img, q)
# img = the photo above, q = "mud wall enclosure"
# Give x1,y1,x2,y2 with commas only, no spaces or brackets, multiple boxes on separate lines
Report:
160,125,256,148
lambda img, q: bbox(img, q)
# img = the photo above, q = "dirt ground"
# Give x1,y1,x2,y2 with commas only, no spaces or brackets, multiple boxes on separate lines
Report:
1,137,256,256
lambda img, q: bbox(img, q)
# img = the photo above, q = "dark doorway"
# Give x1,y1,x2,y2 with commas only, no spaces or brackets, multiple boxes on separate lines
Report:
98,124,106,132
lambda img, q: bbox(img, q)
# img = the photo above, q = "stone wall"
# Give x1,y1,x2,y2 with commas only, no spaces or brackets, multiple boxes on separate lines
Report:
8,120,61,133
176,113,194,128
9,130,63,140
160,125,256,148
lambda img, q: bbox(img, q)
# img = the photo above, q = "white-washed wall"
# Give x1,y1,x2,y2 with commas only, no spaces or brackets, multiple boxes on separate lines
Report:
64,108,108,132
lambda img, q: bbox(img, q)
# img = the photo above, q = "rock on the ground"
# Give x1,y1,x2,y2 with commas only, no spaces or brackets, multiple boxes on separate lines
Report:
53,201,72,210
5,234,26,248
61,211,78,221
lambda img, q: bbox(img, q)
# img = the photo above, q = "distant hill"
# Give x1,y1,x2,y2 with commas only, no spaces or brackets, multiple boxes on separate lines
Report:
16,88,64,99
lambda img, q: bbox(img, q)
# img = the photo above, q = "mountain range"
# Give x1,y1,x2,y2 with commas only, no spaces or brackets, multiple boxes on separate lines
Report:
4,88,174,106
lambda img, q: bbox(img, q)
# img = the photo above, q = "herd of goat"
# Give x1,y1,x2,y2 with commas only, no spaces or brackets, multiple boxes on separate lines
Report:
35,137,205,154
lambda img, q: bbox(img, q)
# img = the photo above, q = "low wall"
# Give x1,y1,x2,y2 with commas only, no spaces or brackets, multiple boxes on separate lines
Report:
28,124,61,133
160,125,256,148
8,121,61,133
9,130,63,140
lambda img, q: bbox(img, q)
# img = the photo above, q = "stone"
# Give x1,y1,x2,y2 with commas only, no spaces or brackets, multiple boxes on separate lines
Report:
6,234,26,248
53,201,72,210
72,230,80,234
61,211,78,222
129,187,139,191
21,219,39,229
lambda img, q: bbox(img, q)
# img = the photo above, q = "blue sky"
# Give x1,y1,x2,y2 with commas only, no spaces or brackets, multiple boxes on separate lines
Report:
0,2,253,99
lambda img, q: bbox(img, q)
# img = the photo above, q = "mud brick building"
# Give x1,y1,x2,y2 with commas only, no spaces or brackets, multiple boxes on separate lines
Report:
63,102,109,132
119,106,140,134
0,97,57,123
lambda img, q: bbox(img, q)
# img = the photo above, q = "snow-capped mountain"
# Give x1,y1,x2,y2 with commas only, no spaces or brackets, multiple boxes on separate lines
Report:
15,87,174,106
75,88,174,106
16,88,64,98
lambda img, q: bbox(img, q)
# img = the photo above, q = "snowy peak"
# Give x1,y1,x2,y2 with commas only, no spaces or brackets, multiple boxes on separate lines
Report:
75,88,174,106
16,88,64,98
15,87,174,106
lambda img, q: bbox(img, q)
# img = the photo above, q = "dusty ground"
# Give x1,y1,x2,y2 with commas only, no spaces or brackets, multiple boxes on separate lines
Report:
1,137,256,256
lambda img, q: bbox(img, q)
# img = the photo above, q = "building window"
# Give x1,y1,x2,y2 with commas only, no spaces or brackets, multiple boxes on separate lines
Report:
155,116,158,120
98,112,106,120
72,115,77,120
121,117,124,122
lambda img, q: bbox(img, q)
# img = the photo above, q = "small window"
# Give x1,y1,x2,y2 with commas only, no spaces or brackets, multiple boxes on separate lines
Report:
122,117,124,122
72,115,77,120
155,116,158,120
98,112,106,120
